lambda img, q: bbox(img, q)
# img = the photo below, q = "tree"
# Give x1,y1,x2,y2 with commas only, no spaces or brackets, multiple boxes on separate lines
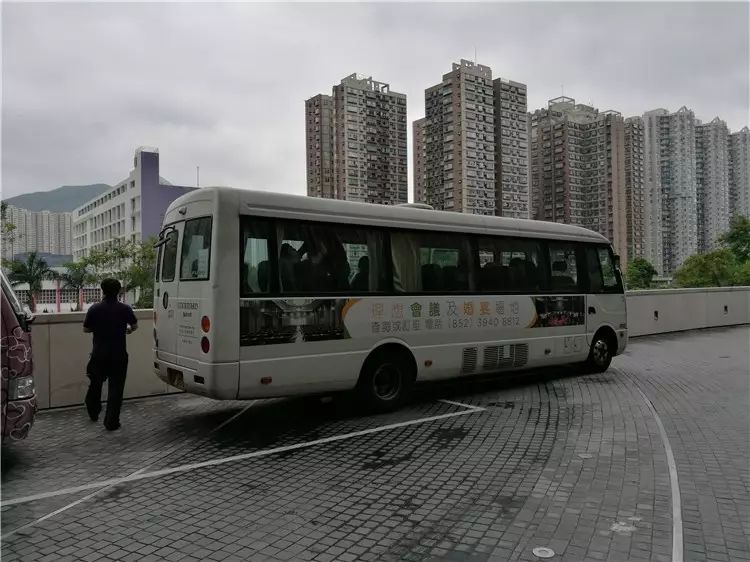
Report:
59,261,95,310
626,257,658,289
83,247,115,282
720,215,750,264
733,260,750,286
3,252,54,311
120,237,157,308
80,237,158,307
1,201,22,258
673,249,737,288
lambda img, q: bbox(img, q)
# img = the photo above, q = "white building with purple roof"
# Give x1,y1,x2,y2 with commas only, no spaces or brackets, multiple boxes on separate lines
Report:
72,147,196,260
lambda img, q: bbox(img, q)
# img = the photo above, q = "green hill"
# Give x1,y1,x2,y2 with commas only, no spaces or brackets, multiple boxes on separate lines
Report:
3,184,111,212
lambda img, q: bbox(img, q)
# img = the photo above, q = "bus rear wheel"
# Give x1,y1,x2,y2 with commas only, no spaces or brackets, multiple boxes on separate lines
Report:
357,348,414,413
584,333,614,373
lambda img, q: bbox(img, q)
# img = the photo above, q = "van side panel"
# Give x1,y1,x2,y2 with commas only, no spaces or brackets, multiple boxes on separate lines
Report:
1,291,37,440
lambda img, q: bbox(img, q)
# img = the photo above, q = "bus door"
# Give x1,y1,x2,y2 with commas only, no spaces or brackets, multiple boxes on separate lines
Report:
156,224,183,364
584,246,626,341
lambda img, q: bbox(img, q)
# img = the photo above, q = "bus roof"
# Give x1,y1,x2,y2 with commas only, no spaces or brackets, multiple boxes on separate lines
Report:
167,186,611,245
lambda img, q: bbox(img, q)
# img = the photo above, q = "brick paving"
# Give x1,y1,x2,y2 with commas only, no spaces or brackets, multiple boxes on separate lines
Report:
2,326,749,561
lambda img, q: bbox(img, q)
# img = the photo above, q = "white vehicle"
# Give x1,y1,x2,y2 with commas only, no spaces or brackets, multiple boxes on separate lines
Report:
153,187,627,411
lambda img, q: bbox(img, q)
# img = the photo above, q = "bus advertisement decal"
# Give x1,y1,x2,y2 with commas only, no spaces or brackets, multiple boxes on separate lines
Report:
240,299,349,346
239,295,586,346
530,296,585,327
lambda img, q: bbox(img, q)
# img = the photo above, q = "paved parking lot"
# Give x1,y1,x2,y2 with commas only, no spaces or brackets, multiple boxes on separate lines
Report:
2,327,749,562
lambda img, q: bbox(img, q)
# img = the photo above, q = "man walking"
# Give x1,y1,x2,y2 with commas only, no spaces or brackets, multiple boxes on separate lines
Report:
83,278,138,431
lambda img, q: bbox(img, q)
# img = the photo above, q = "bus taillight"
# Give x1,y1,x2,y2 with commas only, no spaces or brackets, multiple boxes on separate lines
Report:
201,337,210,353
201,316,210,333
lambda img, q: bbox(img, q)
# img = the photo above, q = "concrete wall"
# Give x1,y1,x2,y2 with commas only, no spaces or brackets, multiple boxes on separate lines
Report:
28,287,750,409
626,286,750,337
30,310,173,410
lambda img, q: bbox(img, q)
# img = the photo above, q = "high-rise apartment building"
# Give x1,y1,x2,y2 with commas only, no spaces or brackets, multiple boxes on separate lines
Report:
1,206,73,260
305,94,334,199
422,60,496,214
305,74,407,205
493,78,529,218
729,127,750,219
72,147,195,260
624,117,646,261
529,97,628,264
696,118,730,252
413,118,427,204
642,110,664,274
643,107,698,273
414,61,528,216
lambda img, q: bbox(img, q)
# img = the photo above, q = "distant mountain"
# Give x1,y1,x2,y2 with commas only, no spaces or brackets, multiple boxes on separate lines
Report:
3,184,111,212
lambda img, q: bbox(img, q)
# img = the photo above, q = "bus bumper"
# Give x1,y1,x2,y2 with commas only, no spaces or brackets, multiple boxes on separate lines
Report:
154,357,238,400
616,329,628,355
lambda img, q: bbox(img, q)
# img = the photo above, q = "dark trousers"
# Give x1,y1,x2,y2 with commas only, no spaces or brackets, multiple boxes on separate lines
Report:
85,356,128,427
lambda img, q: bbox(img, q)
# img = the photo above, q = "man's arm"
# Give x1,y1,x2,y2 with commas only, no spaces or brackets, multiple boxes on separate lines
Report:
126,306,138,334
83,307,94,333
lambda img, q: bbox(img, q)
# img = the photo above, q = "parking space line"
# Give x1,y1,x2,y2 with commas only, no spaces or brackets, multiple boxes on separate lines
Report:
1,400,261,538
2,399,484,508
1,467,149,540
437,398,483,410
635,386,684,562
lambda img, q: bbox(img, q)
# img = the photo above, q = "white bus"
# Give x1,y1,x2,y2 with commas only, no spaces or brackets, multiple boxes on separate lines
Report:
153,187,627,412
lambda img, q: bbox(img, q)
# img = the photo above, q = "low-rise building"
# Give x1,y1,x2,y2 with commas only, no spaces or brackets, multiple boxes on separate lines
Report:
72,147,195,260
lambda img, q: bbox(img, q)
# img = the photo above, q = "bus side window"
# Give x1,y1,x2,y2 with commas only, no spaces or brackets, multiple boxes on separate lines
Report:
597,247,620,291
277,220,383,294
548,243,579,292
240,218,271,295
586,247,604,293
391,231,473,293
478,237,543,293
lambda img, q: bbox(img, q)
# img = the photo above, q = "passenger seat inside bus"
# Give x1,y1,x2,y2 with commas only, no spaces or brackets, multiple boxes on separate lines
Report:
257,261,270,292
421,263,443,291
551,260,576,290
479,262,504,291
351,256,369,291
442,265,460,291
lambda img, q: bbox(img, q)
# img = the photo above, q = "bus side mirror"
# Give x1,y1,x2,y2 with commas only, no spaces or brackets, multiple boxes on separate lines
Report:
613,254,621,269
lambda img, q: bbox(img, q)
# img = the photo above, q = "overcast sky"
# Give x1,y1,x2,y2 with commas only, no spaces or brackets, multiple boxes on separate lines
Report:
2,2,748,199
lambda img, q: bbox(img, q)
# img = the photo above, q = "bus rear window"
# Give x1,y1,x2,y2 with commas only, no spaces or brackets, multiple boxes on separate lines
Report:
181,217,212,280
161,230,179,282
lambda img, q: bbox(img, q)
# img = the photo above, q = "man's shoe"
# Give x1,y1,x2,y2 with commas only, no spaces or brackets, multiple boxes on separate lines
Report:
89,415,99,422
104,422,121,431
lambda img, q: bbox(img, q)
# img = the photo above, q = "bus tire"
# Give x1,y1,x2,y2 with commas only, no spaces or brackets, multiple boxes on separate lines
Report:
584,330,615,373
356,347,415,413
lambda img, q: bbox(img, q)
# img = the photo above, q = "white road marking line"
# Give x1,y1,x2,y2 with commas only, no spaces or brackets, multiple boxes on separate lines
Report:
0,467,149,540
437,398,485,411
209,400,258,433
636,386,683,562
0,400,260,534
1,400,483,508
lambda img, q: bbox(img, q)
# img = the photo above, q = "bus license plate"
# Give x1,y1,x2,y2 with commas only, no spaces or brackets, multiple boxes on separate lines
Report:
167,368,185,390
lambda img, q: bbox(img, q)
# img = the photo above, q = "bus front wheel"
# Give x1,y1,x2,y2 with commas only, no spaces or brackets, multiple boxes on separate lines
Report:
584,331,614,373
357,347,415,413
